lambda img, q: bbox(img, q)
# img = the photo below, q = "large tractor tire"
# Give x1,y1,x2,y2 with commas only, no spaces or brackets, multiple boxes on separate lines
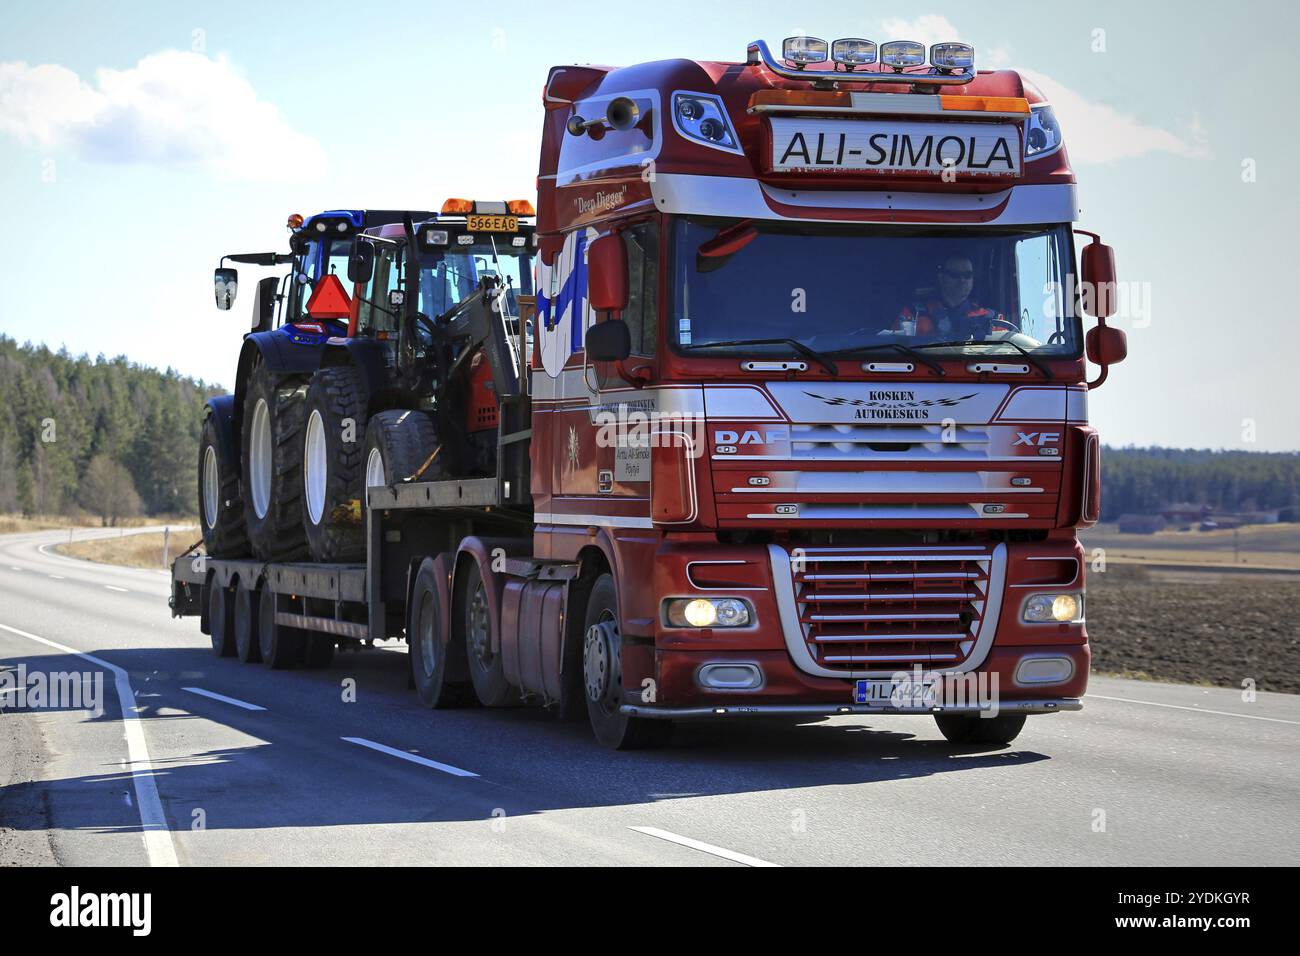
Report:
302,366,369,562
198,414,248,558
242,361,309,562
363,409,441,490
581,573,672,750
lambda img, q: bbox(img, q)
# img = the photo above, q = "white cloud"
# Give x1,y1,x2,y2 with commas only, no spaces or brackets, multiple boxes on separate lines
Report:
0,50,325,181
878,15,1208,165
1020,69,1209,164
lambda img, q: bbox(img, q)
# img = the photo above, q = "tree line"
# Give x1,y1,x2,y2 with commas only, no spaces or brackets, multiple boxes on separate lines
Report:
1099,446,1300,521
0,336,222,524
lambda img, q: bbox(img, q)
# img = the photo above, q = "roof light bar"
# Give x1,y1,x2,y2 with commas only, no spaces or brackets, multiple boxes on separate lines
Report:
745,38,975,86
880,40,926,70
441,198,474,215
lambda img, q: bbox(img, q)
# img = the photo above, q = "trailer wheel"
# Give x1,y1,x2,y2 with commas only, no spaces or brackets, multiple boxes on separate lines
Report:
208,581,235,657
458,560,518,707
363,409,441,490
934,712,1027,746
242,360,309,561
199,415,248,558
302,636,335,669
233,577,262,663
409,559,476,708
581,574,671,750
302,366,369,562
257,588,302,669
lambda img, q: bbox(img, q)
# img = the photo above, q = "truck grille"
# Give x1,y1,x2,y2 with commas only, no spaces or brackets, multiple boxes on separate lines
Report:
788,546,995,672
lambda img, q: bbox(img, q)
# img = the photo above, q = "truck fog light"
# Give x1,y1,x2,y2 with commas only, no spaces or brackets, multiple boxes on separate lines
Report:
665,597,754,629
697,662,764,691
1023,592,1082,623
1015,656,1074,686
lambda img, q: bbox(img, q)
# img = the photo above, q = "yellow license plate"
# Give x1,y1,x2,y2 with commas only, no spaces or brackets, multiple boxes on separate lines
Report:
466,214,518,232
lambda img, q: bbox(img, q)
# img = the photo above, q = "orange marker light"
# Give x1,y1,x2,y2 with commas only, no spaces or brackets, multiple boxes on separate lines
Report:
441,198,474,214
507,199,536,216
286,212,304,230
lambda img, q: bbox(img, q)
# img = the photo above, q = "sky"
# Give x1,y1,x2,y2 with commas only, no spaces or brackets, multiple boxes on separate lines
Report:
1,0,1297,451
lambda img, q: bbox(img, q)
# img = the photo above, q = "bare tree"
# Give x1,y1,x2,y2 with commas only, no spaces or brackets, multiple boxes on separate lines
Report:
80,454,143,527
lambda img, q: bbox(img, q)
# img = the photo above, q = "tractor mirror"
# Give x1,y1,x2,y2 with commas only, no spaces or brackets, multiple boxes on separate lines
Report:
587,233,628,313
348,240,375,285
214,267,238,310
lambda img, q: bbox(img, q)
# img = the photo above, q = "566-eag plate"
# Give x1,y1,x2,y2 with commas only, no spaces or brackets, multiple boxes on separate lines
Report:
466,214,518,232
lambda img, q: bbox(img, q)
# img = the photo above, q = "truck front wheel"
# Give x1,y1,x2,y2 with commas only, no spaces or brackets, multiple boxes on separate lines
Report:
582,574,671,750
934,712,1027,745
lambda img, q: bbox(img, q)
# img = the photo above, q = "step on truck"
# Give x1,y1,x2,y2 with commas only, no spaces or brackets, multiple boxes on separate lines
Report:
173,34,1127,749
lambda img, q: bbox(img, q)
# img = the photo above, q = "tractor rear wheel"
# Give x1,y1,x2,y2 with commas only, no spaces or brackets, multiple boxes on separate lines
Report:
198,414,248,557
363,409,441,490
242,360,309,561
302,366,369,562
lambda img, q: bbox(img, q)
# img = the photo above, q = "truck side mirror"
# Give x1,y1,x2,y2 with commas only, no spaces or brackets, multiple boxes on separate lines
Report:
585,319,631,362
1078,233,1117,319
214,267,238,310
587,233,628,314
348,240,375,284
1086,324,1127,367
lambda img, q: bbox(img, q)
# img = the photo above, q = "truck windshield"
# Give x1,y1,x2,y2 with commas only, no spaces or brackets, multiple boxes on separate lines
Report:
670,218,1080,357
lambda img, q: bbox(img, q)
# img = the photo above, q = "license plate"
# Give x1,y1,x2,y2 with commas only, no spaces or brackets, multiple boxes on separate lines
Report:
855,678,937,708
466,214,518,232
769,118,1021,176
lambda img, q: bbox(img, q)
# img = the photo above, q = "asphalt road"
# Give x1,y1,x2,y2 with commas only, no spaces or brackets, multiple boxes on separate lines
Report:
2,527,1297,867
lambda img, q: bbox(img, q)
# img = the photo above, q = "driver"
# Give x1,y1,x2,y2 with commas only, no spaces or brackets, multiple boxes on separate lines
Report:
890,254,1008,340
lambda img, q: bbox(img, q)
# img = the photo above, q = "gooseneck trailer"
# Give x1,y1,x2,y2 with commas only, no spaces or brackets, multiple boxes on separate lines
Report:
173,34,1127,749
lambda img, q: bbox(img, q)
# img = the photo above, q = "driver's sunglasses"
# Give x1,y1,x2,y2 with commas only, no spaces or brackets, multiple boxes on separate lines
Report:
940,268,975,280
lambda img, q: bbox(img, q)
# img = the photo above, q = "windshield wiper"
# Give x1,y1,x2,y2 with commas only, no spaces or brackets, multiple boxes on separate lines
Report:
823,342,946,378
912,339,1054,380
683,338,838,376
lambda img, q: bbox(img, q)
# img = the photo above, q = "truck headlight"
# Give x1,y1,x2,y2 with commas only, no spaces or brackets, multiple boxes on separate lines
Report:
1026,105,1062,158
672,92,742,154
665,597,752,628
1023,592,1082,623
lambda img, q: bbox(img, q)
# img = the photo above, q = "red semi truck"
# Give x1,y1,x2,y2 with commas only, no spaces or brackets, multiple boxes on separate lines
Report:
173,35,1126,749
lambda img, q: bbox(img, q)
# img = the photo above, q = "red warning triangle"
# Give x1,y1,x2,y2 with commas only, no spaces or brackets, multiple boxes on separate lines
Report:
305,274,353,320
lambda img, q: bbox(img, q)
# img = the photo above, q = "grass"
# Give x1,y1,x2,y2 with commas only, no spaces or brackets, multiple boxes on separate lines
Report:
53,527,201,570
0,513,196,535
1079,522,1300,570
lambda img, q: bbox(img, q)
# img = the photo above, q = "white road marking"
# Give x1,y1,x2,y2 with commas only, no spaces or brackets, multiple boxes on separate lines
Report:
9,566,21,571
341,736,478,777
0,622,179,867
105,585,129,593
1087,693,1300,726
628,826,780,867
182,686,266,712
48,575,64,580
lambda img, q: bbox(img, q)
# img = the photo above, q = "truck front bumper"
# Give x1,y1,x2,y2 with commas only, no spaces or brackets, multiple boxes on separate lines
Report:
620,697,1082,720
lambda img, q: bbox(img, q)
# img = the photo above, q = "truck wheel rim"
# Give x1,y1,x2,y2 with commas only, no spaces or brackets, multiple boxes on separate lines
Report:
249,398,272,519
366,448,385,489
583,617,621,715
417,592,437,681
468,581,491,666
202,445,219,530
304,409,327,525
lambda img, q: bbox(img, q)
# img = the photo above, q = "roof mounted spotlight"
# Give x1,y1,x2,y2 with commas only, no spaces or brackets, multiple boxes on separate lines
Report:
831,38,877,69
930,42,975,72
781,36,828,68
880,40,926,71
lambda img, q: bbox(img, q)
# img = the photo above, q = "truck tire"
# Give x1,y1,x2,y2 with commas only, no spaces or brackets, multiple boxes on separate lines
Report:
208,581,235,657
458,560,518,707
302,367,369,562
199,415,248,558
242,360,309,561
409,558,476,708
257,588,303,669
363,409,441,490
934,712,1027,745
581,573,671,750
233,577,262,663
